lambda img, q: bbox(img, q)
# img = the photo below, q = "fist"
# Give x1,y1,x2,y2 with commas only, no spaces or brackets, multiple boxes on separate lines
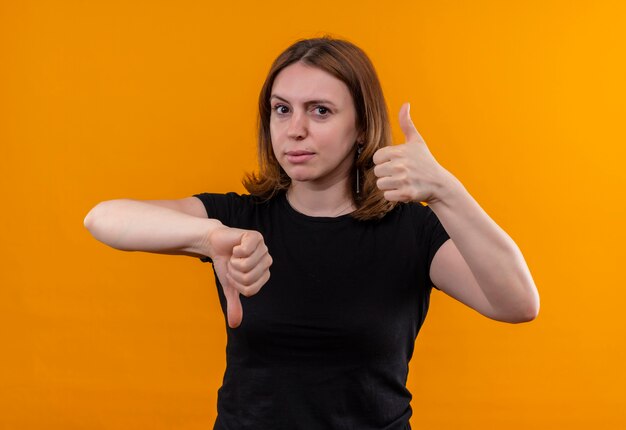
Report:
373,102,449,203
208,226,273,328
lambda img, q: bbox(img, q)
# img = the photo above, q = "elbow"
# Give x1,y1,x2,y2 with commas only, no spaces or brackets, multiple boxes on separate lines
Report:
84,201,111,234
83,200,126,248
513,302,539,323
489,279,540,324
526,295,540,321
506,270,540,324
84,203,101,233
495,305,539,324
83,205,98,232
508,290,540,324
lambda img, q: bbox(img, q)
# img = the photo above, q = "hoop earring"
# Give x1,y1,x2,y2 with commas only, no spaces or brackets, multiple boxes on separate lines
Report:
356,144,363,195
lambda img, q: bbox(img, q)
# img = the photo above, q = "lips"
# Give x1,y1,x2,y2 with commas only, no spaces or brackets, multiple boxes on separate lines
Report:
285,150,315,164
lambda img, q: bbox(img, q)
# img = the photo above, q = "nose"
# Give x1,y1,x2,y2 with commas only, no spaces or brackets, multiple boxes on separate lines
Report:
287,109,307,140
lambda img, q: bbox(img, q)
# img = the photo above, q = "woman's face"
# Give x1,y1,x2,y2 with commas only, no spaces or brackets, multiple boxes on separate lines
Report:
269,62,360,189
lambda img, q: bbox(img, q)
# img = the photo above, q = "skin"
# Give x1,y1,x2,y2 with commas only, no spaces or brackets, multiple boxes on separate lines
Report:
269,62,361,217
374,103,539,322
85,62,539,328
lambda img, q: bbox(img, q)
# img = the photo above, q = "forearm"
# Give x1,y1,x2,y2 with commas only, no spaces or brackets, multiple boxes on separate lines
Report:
429,175,539,317
84,199,221,257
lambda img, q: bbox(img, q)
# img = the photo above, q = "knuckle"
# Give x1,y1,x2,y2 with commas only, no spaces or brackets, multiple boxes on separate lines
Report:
240,287,255,298
243,242,255,255
229,258,240,270
243,284,261,297
260,271,271,285
373,150,383,163
228,271,242,286
238,273,249,285
239,260,253,273
250,230,264,243
240,271,255,286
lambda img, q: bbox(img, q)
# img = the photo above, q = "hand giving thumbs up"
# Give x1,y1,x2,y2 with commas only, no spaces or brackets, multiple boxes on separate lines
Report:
373,102,452,204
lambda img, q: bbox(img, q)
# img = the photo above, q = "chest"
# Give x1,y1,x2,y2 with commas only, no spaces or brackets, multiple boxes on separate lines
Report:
227,222,428,365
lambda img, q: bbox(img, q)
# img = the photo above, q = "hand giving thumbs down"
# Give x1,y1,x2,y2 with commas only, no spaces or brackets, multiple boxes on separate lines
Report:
208,226,272,329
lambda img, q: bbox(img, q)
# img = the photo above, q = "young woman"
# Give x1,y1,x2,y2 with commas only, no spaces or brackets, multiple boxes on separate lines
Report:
84,37,539,430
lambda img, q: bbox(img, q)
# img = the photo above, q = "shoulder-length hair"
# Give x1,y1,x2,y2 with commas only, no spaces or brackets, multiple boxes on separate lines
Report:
243,36,397,220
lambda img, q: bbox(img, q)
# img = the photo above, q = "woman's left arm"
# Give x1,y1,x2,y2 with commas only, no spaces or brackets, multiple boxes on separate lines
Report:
428,179,540,323
374,103,539,323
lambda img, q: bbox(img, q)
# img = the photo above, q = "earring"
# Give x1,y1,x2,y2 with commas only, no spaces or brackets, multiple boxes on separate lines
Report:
356,144,363,195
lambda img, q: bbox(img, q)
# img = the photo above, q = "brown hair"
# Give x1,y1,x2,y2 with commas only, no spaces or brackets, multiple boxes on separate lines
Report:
243,36,397,220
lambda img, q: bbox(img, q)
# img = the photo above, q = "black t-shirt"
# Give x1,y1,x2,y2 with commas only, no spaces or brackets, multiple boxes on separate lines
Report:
194,191,450,430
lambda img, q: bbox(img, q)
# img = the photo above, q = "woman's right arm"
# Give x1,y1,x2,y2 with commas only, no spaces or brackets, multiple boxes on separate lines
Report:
84,197,273,328
83,197,219,258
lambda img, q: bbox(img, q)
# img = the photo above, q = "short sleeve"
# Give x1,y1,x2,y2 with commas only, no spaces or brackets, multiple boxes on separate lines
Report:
422,204,450,290
192,192,244,263
192,192,243,226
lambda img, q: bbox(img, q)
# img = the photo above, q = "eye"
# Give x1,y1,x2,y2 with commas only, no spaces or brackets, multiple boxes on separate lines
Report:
313,106,331,117
273,104,290,115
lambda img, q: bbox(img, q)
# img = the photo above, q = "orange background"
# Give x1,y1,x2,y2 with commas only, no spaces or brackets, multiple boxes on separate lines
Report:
1,1,625,428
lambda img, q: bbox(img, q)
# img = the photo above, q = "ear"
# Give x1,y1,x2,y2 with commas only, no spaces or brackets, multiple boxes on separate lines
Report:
356,129,366,144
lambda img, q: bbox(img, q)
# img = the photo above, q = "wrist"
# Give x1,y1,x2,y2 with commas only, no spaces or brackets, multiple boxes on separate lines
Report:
194,218,224,259
427,170,466,208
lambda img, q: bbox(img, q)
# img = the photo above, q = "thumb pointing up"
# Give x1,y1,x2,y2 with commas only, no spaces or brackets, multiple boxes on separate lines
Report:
399,102,425,144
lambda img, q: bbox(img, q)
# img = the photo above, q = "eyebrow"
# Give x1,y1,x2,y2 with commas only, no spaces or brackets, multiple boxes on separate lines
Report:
270,94,337,107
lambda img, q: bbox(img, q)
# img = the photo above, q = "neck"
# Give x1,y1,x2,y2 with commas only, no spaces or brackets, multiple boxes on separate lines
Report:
286,181,355,217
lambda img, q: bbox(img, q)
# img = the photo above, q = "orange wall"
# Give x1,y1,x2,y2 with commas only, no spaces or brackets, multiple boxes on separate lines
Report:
1,1,624,428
